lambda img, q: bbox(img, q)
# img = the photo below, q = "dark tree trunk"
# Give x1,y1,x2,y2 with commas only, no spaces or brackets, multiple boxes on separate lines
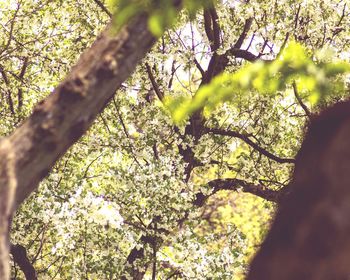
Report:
10,244,37,280
247,100,350,280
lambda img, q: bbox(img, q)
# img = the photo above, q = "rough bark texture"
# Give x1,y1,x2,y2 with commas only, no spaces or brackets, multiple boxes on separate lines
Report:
0,14,157,280
0,140,16,280
12,16,156,206
247,100,350,280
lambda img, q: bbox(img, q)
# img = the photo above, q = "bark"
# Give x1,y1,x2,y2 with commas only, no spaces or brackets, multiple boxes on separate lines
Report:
195,178,283,205
0,140,17,280
0,13,158,280
10,243,37,280
12,16,157,207
247,100,350,280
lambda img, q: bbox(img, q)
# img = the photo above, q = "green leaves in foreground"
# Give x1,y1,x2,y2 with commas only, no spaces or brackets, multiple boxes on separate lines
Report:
110,0,212,37
167,42,350,124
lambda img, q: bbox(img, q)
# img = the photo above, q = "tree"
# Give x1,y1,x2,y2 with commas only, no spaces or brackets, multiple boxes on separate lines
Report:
0,0,349,279
0,0,164,278
246,100,350,279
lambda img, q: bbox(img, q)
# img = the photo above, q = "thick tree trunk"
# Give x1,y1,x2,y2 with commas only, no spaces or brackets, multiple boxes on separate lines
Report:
247,101,350,280
0,13,157,280
0,140,17,279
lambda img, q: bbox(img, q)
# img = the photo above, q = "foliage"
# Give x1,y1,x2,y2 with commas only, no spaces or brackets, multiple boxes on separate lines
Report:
110,0,212,36
1,0,349,279
167,42,350,124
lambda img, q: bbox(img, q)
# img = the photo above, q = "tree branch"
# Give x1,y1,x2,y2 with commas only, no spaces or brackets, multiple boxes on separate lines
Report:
145,63,164,101
10,243,37,280
194,58,205,76
292,81,311,119
203,9,215,51
209,7,221,51
0,65,15,114
226,48,265,62
201,15,259,84
17,57,28,111
194,178,282,206
205,127,295,164
234,17,253,49
92,0,112,18
0,7,185,278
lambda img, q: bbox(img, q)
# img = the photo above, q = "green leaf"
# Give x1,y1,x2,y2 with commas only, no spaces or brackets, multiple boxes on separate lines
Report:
168,42,350,124
148,12,164,37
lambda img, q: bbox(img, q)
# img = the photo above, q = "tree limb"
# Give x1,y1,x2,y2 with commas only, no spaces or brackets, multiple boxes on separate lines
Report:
203,9,215,50
194,58,205,76
204,127,295,164
234,17,253,49
226,48,265,62
145,63,164,101
10,243,37,280
209,7,221,51
292,81,312,119
194,178,282,206
92,0,112,18
17,57,28,111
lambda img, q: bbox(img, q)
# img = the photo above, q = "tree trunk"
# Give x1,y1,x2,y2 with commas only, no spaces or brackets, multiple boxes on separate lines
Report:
10,243,37,280
0,13,157,280
247,101,350,280
0,140,17,280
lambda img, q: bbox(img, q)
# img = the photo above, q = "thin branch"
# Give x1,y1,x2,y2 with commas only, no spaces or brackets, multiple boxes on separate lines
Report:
113,97,142,168
336,3,347,27
194,58,205,76
328,3,346,42
0,0,21,57
292,81,311,119
91,0,112,18
167,60,179,89
205,127,295,164
0,66,15,114
276,32,290,59
145,63,164,101
151,225,157,280
246,33,255,50
82,153,103,179
0,66,9,85
99,112,111,133
31,225,47,264
294,4,301,29
257,38,269,58
293,3,302,40
17,56,28,111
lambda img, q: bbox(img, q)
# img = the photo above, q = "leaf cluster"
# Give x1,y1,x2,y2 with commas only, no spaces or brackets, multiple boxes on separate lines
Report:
110,0,212,36
167,42,350,124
